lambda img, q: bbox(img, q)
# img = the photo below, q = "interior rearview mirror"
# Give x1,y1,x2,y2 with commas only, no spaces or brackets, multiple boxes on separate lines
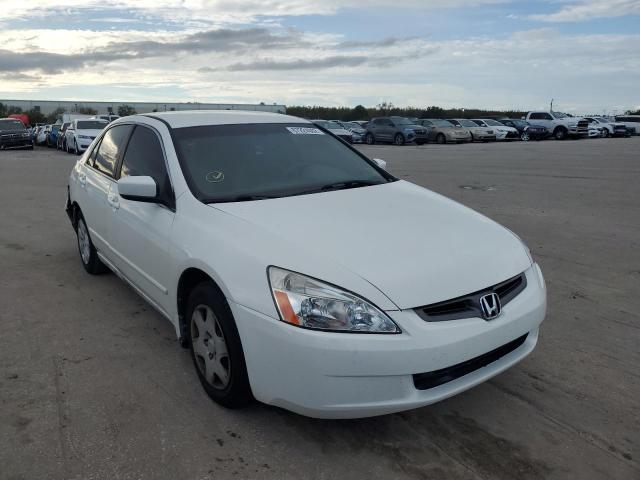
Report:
118,175,157,201
372,158,387,170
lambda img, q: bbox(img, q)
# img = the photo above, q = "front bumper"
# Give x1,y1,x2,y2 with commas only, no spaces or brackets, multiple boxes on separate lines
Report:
233,264,546,419
0,135,33,149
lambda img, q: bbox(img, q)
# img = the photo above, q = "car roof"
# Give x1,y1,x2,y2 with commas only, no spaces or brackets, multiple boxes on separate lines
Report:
130,110,305,129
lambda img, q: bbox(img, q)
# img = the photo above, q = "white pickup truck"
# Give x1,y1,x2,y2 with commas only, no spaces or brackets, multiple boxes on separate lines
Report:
524,111,590,140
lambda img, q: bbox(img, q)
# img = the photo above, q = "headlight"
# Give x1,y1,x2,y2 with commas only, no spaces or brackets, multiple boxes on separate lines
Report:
268,266,400,333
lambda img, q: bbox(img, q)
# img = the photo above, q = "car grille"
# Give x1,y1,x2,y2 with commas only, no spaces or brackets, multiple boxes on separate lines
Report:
487,130,494,134
577,120,589,132
413,334,528,390
413,129,427,135
415,272,527,322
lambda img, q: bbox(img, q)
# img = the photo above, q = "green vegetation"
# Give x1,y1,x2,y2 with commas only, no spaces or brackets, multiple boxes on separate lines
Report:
117,104,137,117
286,103,526,121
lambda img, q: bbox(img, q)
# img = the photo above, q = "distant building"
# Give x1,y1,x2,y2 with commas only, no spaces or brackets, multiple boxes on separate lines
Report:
0,99,286,116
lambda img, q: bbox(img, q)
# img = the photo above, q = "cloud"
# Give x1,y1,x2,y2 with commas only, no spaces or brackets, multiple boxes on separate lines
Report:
0,28,308,74
530,0,640,22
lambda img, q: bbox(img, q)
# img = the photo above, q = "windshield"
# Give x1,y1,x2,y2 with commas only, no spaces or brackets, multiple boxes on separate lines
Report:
432,119,454,127
173,123,393,203
552,112,568,118
0,120,26,131
77,121,107,130
595,117,608,122
345,122,363,129
313,120,343,130
458,119,478,127
391,117,413,126
482,119,504,126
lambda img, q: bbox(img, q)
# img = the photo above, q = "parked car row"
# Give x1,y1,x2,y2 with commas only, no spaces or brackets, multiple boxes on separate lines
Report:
323,113,638,146
29,117,111,154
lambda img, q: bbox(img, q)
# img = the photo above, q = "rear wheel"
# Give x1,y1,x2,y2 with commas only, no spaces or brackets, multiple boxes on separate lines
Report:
187,282,252,409
601,128,610,138
436,133,446,144
521,132,530,141
393,133,405,146
554,127,567,140
76,213,107,274
365,133,375,145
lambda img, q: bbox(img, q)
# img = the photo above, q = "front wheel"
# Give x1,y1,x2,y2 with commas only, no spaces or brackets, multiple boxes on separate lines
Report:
187,282,252,409
75,140,81,155
436,133,446,144
521,132,530,141
365,133,375,145
601,129,610,138
393,133,405,146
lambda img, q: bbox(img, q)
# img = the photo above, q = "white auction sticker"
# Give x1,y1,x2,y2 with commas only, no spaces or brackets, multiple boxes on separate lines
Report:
286,127,325,135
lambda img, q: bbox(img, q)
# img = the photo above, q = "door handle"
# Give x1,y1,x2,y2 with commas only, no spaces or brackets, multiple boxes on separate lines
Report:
78,172,87,187
107,191,120,210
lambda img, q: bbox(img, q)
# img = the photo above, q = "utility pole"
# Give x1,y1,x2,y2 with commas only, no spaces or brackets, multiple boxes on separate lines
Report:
550,99,554,112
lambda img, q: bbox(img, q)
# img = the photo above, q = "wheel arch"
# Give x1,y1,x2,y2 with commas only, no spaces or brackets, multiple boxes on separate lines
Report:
176,267,227,347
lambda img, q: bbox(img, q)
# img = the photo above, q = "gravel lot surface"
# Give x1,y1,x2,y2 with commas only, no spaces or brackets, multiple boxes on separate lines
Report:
1,138,638,479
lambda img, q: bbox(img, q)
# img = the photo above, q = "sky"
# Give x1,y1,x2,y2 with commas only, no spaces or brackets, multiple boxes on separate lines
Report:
0,0,639,113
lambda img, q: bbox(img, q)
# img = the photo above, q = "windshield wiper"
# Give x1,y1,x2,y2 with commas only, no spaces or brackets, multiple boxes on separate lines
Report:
288,180,385,197
204,194,279,204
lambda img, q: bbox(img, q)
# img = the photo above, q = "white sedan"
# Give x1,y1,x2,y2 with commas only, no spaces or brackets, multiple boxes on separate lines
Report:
471,119,520,140
65,119,108,154
66,111,546,419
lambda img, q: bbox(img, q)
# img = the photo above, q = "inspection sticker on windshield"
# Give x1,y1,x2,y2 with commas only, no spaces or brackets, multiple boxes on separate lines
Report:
286,127,324,135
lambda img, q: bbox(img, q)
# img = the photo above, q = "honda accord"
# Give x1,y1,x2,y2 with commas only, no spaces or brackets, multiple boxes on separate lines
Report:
66,111,546,418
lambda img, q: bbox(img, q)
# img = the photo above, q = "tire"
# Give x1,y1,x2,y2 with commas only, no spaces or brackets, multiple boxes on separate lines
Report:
521,132,530,142
436,133,446,144
76,213,107,274
75,140,81,155
601,129,610,138
470,133,475,142
554,127,567,140
187,282,252,409
393,133,405,146
365,133,375,145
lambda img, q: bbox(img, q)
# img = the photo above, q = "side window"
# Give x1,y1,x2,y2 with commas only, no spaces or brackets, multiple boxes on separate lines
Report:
373,119,385,126
119,126,173,206
542,113,553,120
93,125,133,177
530,113,544,120
86,138,101,167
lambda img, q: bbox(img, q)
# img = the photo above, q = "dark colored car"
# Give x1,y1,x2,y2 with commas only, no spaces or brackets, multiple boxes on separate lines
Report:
0,118,33,150
47,125,61,148
498,119,550,141
365,117,429,145
57,122,71,150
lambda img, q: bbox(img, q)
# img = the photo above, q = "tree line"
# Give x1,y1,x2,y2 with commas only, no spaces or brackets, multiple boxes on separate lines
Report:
0,103,138,124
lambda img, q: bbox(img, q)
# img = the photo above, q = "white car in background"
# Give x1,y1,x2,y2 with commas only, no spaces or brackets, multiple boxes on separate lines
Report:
614,115,640,135
65,119,108,154
471,119,520,140
583,117,628,137
66,111,546,419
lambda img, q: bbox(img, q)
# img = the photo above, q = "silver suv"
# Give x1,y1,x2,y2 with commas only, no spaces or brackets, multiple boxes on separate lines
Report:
365,117,429,145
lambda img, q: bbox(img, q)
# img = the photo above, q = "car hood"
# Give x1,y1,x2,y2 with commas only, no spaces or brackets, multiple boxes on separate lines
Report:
212,180,531,309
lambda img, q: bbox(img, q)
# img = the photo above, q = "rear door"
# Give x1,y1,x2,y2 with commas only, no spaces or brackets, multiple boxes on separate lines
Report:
108,124,176,315
78,124,133,257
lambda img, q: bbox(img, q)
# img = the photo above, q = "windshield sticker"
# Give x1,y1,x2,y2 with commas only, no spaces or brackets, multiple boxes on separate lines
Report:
286,127,324,135
206,171,225,183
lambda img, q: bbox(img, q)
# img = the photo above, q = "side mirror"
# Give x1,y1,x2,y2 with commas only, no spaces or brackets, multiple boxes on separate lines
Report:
118,176,157,201
372,158,387,170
